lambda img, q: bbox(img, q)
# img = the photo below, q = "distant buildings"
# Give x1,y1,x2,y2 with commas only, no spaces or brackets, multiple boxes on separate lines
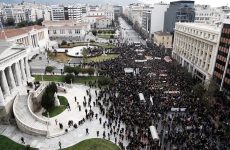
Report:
66,5,82,22
49,4,114,28
195,5,230,25
2,7,27,24
51,5,65,21
172,22,221,83
124,3,146,27
0,2,51,25
164,1,195,33
149,3,169,35
113,5,123,18
213,20,230,98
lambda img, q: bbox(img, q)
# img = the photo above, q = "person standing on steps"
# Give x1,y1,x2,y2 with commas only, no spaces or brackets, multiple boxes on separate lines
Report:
58,141,61,149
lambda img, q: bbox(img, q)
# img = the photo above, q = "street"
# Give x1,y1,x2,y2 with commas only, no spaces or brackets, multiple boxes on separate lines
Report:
118,17,146,45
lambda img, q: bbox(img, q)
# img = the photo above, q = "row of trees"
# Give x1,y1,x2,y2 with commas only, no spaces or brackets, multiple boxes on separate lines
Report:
92,30,116,36
64,66,95,76
121,14,148,40
3,18,43,27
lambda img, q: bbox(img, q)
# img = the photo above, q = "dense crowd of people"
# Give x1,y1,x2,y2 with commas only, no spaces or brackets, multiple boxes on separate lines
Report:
82,42,230,150
53,42,230,150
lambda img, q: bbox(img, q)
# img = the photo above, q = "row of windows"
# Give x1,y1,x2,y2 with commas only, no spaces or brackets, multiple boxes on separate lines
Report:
195,17,210,20
216,59,226,67
177,26,216,40
226,68,230,75
220,37,230,44
214,71,223,80
216,54,227,62
222,28,230,34
195,12,214,16
214,67,224,77
218,46,229,54
51,29,81,34
218,50,228,58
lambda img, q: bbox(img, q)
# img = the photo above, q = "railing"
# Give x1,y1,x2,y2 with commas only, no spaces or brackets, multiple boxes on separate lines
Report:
33,83,47,98
13,94,48,136
27,93,49,124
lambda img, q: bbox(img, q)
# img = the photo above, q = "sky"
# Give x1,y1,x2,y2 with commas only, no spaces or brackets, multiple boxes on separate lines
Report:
0,0,229,7
139,0,229,7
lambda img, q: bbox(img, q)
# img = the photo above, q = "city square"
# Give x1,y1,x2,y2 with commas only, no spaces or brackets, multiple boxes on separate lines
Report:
0,0,230,150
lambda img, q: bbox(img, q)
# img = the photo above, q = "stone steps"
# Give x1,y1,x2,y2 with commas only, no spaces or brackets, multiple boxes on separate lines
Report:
14,95,47,134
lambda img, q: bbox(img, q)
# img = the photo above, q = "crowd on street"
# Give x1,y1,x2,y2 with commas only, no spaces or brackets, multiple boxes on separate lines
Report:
79,42,230,150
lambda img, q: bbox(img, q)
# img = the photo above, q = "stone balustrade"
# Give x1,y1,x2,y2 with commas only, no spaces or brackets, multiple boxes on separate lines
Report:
13,94,48,136
27,93,49,124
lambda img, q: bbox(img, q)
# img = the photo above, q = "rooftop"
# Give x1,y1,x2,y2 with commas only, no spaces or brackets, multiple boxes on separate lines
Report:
42,20,89,28
154,31,172,36
0,25,45,40
0,40,12,55
0,41,26,60
176,22,222,33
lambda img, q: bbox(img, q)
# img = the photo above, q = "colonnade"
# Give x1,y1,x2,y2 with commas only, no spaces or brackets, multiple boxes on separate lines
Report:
0,57,31,104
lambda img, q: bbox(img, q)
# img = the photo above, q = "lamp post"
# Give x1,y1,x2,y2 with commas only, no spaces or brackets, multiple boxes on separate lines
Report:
47,112,50,136
70,78,72,87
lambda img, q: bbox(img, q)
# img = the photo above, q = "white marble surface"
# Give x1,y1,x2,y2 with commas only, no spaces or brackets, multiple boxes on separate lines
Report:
1,84,128,150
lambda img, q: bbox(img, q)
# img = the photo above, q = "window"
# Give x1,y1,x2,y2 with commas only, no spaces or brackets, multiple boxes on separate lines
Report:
60,30,65,34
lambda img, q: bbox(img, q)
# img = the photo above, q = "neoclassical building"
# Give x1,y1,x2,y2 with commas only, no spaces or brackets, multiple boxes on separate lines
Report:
42,20,90,42
0,41,32,122
172,22,221,83
0,25,50,59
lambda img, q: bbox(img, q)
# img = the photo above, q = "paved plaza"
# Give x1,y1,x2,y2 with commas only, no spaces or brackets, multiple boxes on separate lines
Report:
29,53,64,74
0,84,127,149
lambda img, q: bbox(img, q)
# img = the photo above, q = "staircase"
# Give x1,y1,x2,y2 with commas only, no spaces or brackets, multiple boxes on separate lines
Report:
13,94,48,136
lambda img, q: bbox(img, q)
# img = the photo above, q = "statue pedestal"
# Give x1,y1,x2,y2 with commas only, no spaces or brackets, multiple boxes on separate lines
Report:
54,92,60,106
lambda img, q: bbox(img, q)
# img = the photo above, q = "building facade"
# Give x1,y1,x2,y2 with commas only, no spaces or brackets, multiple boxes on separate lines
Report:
164,1,195,33
172,22,221,83
0,25,50,59
149,3,169,36
66,5,82,22
95,17,112,29
142,7,152,36
153,31,173,49
42,20,90,41
213,20,230,98
0,41,32,120
195,5,230,25
2,7,26,24
51,5,65,21
113,5,123,17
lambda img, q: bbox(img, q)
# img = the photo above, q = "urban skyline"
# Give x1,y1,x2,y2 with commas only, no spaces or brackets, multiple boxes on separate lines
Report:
1,0,230,7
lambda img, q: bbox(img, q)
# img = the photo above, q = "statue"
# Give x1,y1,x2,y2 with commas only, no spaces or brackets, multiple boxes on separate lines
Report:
54,92,60,106
87,42,90,48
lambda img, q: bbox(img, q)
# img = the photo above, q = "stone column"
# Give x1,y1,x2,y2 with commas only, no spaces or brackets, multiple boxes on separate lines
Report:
20,59,27,81
8,66,16,90
1,70,10,96
0,87,4,104
24,57,31,78
15,63,22,86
